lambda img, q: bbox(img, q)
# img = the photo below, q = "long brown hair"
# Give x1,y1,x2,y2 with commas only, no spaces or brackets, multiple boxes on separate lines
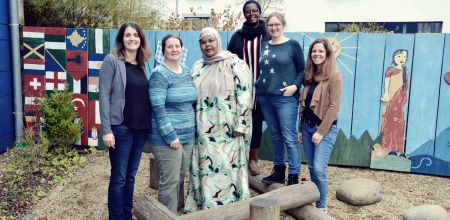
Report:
113,22,151,69
304,38,337,85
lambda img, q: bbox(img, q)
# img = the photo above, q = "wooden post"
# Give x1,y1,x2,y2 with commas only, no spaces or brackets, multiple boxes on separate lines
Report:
178,177,185,211
250,198,280,220
248,174,335,220
149,154,159,190
179,181,319,220
134,195,180,220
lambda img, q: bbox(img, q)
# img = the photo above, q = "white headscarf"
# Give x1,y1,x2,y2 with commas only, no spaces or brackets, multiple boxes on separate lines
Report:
195,27,237,99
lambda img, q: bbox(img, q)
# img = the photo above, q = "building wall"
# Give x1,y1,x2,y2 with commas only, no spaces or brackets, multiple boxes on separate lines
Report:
284,0,450,32
0,0,15,152
160,0,450,33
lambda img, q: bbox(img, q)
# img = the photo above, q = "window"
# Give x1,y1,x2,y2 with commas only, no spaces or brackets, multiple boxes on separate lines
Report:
183,16,210,31
325,22,443,33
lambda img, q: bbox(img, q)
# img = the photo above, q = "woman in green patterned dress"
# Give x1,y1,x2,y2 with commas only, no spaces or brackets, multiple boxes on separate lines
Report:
184,27,253,212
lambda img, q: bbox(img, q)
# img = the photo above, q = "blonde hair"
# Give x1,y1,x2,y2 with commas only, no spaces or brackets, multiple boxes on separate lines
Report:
266,12,286,27
304,38,337,85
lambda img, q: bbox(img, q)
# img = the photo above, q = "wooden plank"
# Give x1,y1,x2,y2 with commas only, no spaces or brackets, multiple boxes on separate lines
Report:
109,29,117,53
134,195,180,220
303,32,358,137
179,31,201,69
0,41,11,71
406,34,444,156
144,30,157,74
248,174,333,220
0,24,10,40
0,96,14,137
434,34,450,163
370,34,415,172
352,33,386,139
409,34,450,177
180,181,319,220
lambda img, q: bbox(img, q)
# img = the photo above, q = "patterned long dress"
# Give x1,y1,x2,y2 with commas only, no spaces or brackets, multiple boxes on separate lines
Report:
380,67,408,153
184,56,253,212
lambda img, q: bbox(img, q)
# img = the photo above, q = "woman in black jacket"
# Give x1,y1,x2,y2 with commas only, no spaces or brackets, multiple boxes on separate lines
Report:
227,0,270,176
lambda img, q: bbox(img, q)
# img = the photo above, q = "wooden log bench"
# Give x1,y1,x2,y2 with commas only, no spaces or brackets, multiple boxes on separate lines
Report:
134,181,319,220
248,174,335,220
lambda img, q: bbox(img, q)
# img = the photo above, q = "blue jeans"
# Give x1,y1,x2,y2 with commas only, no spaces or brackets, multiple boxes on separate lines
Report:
258,95,301,174
108,124,146,220
302,122,338,209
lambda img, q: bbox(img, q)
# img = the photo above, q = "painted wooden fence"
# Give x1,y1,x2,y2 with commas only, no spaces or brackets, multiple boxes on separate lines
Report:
21,27,450,177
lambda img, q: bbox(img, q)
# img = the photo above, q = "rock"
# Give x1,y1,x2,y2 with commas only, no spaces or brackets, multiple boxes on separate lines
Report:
336,178,382,206
402,204,450,220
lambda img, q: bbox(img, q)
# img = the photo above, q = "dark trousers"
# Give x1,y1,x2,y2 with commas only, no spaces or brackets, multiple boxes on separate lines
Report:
250,101,264,149
108,124,146,220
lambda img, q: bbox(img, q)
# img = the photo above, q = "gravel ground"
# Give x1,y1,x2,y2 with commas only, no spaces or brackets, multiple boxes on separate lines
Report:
24,151,450,220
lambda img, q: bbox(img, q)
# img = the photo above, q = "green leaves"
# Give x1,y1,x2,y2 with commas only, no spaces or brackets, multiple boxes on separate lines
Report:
39,87,82,149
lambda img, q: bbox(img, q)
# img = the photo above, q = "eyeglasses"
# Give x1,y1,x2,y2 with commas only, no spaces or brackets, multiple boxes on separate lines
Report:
245,9,259,14
268,23,282,28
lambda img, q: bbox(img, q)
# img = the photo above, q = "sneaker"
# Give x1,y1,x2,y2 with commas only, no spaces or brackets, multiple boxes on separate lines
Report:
319,207,327,213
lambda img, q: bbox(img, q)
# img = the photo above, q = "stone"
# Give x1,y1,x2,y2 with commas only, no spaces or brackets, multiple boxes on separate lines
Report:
336,178,382,206
402,204,450,220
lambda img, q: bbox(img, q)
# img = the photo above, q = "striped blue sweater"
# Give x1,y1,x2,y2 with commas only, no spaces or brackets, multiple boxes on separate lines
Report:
148,64,198,146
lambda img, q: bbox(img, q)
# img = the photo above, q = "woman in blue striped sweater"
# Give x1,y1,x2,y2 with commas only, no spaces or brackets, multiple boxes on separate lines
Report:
148,34,198,214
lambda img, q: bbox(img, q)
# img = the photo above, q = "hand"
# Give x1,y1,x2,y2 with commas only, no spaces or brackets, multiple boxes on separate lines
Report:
280,85,298,96
170,138,181,149
312,132,323,146
233,130,244,137
103,133,115,149
297,132,303,144
380,94,390,102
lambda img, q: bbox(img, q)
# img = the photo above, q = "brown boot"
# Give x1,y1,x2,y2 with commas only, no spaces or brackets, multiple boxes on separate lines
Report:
248,148,261,176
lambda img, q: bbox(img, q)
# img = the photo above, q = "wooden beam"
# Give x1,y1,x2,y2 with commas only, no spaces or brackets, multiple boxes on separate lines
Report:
249,174,335,220
179,181,319,220
149,154,159,190
250,198,280,220
134,195,180,220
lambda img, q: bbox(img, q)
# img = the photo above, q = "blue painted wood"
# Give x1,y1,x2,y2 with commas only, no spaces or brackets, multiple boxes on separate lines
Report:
179,31,201,69
352,33,386,139
0,0,9,24
0,40,11,71
0,132,14,153
406,34,445,157
285,32,304,51
0,24,10,40
0,70,12,97
434,34,450,162
0,96,14,135
144,30,157,74
109,29,117,53
303,32,358,137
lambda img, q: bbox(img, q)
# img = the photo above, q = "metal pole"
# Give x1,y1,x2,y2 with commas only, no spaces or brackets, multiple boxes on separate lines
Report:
9,0,24,141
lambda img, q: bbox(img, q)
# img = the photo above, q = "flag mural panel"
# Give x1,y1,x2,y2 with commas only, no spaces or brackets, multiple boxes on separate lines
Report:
87,53,106,146
66,28,89,145
23,27,46,129
87,28,109,147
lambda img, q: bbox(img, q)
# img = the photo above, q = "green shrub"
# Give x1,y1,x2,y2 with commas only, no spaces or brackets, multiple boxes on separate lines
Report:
39,88,82,149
